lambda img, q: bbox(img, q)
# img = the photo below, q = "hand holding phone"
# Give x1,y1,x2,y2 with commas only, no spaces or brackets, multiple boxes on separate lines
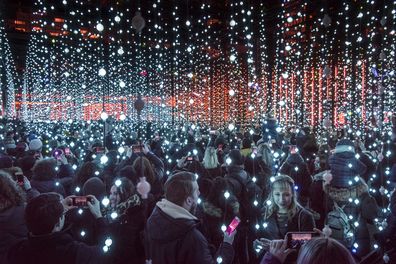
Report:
15,172,24,186
286,232,319,250
71,196,92,207
226,216,241,235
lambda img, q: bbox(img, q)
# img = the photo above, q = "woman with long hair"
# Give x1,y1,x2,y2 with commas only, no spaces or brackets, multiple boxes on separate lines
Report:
0,171,27,263
105,177,150,264
202,146,222,179
258,175,315,241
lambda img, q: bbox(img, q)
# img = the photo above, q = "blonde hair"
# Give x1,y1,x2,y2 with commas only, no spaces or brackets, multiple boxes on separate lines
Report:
202,147,219,169
264,174,299,221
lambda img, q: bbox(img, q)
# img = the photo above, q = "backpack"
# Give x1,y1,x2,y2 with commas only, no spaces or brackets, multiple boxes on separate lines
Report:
325,201,355,248
227,175,263,222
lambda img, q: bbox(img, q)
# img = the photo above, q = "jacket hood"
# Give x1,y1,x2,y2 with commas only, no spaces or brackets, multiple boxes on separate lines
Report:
325,179,368,202
147,199,199,243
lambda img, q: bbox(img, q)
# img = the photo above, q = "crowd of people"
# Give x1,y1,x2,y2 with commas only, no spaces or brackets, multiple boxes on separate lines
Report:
1,115,396,264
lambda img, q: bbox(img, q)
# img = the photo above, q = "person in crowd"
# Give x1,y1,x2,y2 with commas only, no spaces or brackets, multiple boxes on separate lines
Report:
258,175,315,240
16,155,36,180
65,177,107,246
326,139,379,258
278,148,312,206
105,177,150,264
260,237,356,264
199,176,240,249
73,161,101,193
0,171,28,264
7,192,110,264
30,158,67,196
202,146,222,179
132,145,164,198
147,171,235,264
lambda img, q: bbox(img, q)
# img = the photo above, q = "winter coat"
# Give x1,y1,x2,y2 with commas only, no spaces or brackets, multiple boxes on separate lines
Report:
105,194,147,264
0,205,27,264
325,180,379,258
198,200,239,249
225,165,263,224
258,206,315,240
147,199,234,264
7,228,110,264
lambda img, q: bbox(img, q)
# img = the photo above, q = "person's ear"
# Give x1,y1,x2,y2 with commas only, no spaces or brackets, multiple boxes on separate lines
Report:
186,196,193,206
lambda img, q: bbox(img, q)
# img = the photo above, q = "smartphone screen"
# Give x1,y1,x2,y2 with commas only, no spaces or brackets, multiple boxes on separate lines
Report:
226,216,241,235
53,149,63,159
72,196,90,207
64,148,70,155
286,232,319,250
95,147,105,154
210,130,216,135
186,156,194,162
15,173,24,185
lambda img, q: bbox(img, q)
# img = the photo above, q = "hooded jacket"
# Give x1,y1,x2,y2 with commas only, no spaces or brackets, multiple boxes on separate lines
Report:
147,199,234,264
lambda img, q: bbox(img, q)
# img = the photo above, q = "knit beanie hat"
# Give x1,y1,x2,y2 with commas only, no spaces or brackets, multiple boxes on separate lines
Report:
83,177,106,201
29,138,43,151
334,139,355,154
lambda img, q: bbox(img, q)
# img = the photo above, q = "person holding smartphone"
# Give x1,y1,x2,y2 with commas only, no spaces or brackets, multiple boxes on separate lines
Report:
147,172,236,264
255,175,315,259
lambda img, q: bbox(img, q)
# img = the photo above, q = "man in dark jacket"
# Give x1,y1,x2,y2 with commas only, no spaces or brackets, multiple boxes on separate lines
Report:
7,192,110,264
147,171,235,264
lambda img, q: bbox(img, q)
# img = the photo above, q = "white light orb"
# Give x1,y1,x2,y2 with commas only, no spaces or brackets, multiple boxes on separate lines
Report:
96,23,104,32
98,68,107,76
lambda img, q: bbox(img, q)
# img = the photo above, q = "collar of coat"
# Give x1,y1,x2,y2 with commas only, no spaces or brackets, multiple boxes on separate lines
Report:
157,199,198,220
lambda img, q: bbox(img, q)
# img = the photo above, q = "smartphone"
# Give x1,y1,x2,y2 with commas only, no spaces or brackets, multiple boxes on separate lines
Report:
95,147,105,154
290,145,297,154
210,130,217,135
52,149,63,159
71,196,92,207
132,144,143,153
186,156,194,162
15,172,24,186
226,216,241,235
217,144,223,151
252,147,258,154
286,232,319,250
64,147,70,155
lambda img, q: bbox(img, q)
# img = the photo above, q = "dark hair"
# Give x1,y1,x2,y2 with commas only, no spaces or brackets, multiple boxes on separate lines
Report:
0,171,26,212
164,171,196,206
114,177,135,203
119,165,138,185
32,159,57,181
132,156,156,185
297,237,356,264
74,161,99,187
25,193,64,235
